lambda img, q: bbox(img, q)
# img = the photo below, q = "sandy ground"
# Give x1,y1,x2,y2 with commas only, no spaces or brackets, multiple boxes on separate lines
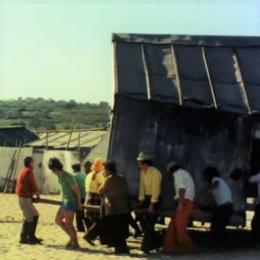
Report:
1,194,260,260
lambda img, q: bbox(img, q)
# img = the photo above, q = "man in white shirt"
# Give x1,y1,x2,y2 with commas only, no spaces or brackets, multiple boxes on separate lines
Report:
163,162,197,254
249,172,260,239
203,167,233,237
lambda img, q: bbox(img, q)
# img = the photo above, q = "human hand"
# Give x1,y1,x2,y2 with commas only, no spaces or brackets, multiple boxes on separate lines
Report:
78,203,83,211
147,204,155,214
177,202,183,212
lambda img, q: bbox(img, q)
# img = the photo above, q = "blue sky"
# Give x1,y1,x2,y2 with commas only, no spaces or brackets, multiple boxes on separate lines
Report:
0,0,259,104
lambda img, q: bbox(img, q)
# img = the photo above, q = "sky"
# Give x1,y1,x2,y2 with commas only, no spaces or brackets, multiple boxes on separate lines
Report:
0,0,260,104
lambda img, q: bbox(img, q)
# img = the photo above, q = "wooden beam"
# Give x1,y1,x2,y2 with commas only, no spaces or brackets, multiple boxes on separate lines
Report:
201,47,218,109
3,150,17,193
77,132,81,156
113,42,119,94
33,127,107,135
66,119,76,150
141,44,152,100
171,45,183,106
9,142,22,193
45,132,49,150
233,51,252,114
32,198,101,211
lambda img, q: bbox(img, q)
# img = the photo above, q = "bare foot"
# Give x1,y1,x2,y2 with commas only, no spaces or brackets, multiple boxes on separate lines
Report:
67,241,80,250
65,240,72,248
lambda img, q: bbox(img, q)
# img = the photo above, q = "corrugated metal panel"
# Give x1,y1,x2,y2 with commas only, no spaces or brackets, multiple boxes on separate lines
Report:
108,96,251,211
113,33,260,46
27,130,107,149
113,33,260,114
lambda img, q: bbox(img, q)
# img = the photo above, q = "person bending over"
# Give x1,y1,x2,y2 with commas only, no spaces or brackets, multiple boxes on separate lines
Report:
48,158,81,249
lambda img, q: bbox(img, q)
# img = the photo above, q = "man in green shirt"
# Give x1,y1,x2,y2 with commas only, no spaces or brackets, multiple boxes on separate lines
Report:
48,158,81,249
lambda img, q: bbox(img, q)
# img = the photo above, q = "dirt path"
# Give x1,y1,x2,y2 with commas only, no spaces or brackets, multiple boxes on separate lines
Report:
1,194,260,260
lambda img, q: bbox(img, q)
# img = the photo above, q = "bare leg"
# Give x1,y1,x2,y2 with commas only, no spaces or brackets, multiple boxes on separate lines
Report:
64,210,79,248
55,208,70,236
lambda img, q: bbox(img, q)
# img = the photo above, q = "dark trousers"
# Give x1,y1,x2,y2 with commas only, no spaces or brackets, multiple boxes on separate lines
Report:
75,198,87,232
128,214,142,235
86,214,129,253
140,196,160,252
251,203,260,240
211,203,233,237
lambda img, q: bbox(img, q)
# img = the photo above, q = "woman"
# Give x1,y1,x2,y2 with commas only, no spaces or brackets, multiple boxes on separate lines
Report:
84,158,105,228
48,158,81,249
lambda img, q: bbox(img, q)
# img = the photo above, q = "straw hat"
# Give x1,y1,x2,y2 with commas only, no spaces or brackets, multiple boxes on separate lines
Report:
136,152,150,161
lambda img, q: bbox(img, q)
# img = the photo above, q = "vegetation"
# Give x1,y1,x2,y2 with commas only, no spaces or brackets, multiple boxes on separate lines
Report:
0,98,110,131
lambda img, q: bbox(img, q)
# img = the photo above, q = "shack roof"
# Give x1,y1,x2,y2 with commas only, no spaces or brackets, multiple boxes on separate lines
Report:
27,129,107,149
112,33,260,114
0,126,38,146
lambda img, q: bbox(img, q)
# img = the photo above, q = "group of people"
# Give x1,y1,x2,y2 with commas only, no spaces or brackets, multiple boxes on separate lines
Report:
15,156,132,253
15,152,260,255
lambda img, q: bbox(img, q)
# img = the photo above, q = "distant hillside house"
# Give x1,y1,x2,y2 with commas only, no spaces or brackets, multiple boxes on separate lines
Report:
0,126,38,146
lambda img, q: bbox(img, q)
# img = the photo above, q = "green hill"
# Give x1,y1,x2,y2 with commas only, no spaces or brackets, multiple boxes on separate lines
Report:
0,98,110,130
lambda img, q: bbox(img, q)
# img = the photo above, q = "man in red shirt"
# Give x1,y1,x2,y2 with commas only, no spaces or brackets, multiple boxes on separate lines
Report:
16,156,42,244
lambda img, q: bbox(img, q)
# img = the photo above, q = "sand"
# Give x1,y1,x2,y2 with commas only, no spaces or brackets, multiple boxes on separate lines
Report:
1,193,260,260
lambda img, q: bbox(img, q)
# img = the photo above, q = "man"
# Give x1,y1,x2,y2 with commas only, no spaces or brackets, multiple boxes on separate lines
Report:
84,158,105,230
137,152,162,253
48,158,81,249
203,167,233,238
249,171,260,239
229,169,246,217
84,161,130,254
71,163,86,232
163,162,197,254
83,161,92,175
15,156,42,244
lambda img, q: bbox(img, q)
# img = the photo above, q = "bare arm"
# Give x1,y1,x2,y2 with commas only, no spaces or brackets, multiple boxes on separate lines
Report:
249,173,260,183
29,171,40,198
72,183,82,209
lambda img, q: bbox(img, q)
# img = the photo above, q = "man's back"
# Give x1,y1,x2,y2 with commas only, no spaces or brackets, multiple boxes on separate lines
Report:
102,174,130,216
16,167,38,198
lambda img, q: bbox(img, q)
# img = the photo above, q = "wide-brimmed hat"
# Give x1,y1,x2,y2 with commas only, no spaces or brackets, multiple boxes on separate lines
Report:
136,152,150,161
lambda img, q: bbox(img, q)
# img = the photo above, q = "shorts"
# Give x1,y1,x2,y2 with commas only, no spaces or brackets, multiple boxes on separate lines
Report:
61,201,77,212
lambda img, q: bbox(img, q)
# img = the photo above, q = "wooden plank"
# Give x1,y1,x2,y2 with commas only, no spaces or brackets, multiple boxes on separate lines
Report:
66,119,76,150
32,198,102,211
8,142,22,193
113,42,119,94
3,150,17,193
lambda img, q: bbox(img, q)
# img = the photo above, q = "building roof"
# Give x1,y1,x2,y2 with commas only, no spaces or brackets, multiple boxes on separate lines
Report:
0,126,38,146
112,33,260,114
27,129,107,149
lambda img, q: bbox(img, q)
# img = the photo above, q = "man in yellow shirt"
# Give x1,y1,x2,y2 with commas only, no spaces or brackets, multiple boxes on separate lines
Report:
84,158,105,233
137,152,162,253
